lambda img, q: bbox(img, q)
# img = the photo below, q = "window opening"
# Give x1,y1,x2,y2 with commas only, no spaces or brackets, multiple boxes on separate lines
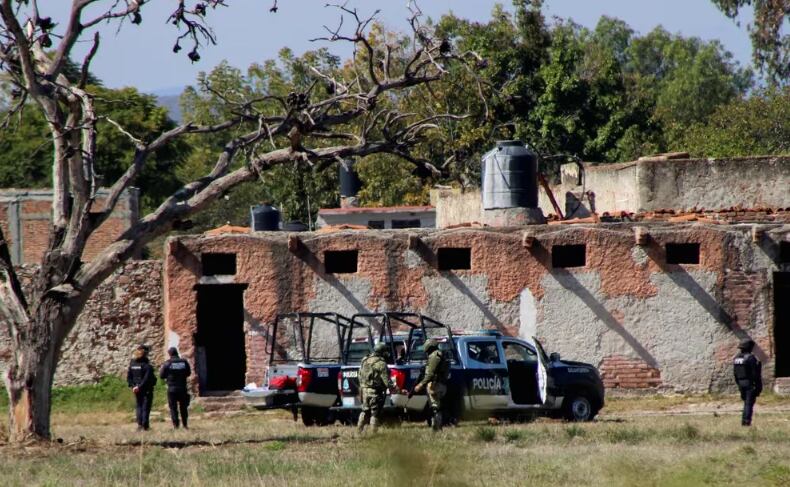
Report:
437,247,471,270
666,243,700,265
325,250,358,274
552,244,586,268
392,219,421,229
201,253,237,276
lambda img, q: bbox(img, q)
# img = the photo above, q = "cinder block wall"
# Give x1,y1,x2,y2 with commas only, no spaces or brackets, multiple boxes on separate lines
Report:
165,223,789,394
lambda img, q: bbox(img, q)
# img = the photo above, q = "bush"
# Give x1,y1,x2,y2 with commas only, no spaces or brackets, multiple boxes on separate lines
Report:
475,426,497,442
565,425,586,439
605,427,647,444
670,423,700,442
504,429,523,442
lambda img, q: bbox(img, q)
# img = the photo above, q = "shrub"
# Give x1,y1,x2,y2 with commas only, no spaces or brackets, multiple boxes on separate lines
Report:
475,426,497,442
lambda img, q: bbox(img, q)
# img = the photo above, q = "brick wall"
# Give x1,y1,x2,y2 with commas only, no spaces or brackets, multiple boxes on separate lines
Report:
0,188,139,264
165,223,787,393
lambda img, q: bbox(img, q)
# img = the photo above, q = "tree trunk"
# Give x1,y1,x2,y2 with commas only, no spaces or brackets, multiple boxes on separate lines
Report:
6,340,57,442
4,295,77,443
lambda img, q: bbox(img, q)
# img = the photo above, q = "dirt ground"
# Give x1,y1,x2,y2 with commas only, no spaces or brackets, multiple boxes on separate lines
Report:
2,394,790,486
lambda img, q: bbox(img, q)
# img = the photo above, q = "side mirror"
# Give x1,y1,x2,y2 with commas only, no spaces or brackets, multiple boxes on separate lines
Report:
549,352,561,362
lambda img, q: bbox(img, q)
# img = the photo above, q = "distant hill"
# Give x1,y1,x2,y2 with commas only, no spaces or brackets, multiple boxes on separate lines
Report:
156,94,182,123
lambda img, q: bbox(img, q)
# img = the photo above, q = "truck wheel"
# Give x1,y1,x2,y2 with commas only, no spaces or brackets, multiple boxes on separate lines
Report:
301,407,316,427
315,408,334,426
563,395,595,422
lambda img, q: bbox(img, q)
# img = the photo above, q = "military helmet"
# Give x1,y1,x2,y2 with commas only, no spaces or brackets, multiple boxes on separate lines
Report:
738,338,755,352
373,342,389,356
422,338,439,353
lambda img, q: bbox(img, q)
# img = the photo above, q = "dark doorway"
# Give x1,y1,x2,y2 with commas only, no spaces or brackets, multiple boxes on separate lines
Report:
195,284,247,392
775,273,790,377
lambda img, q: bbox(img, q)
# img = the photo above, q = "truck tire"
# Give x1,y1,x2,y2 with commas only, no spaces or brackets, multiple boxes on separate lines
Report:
563,394,596,422
301,407,316,426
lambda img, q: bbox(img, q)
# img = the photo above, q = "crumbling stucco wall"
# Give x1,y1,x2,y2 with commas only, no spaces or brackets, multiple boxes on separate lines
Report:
559,156,790,216
637,156,790,211
0,261,164,386
165,223,789,393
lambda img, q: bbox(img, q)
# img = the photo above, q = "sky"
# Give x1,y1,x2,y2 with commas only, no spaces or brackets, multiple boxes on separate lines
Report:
46,0,755,94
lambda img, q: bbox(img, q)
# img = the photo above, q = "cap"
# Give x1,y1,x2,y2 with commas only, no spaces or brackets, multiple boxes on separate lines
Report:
738,339,755,351
373,343,389,354
168,347,179,356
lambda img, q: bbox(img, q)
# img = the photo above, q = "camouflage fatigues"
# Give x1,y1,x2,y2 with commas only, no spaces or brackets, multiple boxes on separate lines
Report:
416,346,450,430
357,350,394,432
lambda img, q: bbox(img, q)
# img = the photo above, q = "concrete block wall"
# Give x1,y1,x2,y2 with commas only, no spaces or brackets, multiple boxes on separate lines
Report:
165,223,789,394
0,261,165,386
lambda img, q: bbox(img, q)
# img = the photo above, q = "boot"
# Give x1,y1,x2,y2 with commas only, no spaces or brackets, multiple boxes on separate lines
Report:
432,411,443,432
357,411,369,433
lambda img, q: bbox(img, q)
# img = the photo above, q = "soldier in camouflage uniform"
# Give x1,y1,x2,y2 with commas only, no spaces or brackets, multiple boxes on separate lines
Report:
357,342,396,433
414,338,451,431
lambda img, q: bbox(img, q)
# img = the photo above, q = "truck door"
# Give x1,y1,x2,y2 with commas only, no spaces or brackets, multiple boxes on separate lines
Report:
502,340,541,405
463,340,509,410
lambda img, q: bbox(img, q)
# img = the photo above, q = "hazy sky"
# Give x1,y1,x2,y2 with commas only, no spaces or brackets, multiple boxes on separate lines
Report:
47,1,754,94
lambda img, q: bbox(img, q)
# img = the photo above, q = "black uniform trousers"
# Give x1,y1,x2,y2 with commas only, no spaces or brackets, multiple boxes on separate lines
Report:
135,391,154,429
167,390,190,427
740,388,757,426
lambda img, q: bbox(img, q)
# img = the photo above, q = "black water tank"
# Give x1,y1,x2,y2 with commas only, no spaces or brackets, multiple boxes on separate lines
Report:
250,203,280,231
339,159,362,197
481,140,539,209
282,221,309,232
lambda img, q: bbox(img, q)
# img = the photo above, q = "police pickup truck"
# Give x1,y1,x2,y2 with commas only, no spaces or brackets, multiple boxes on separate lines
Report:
337,313,605,422
242,313,368,425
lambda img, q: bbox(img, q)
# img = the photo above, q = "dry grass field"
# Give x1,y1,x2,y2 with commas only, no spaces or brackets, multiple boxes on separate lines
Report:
2,388,790,487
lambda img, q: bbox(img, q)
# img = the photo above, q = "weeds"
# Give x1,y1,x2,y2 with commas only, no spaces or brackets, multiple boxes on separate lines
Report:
565,424,586,439
605,426,647,444
669,423,700,442
503,429,523,442
474,426,496,442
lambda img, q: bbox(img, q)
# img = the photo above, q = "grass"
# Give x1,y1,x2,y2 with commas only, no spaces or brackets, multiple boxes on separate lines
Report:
1,386,790,485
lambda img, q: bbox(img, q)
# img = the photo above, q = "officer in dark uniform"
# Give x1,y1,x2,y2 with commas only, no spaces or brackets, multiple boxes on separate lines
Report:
127,344,157,431
160,347,192,429
733,338,762,426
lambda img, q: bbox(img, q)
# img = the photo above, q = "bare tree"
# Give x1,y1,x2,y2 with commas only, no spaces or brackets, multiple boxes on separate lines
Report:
0,0,476,442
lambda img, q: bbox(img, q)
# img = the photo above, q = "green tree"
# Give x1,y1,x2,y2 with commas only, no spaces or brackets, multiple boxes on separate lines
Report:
0,85,187,212
712,0,790,84
681,87,790,157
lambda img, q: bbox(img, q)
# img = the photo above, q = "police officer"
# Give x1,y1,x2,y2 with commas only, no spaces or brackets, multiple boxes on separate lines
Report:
160,347,192,429
413,338,450,431
357,342,397,433
127,344,156,431
733,338,762,426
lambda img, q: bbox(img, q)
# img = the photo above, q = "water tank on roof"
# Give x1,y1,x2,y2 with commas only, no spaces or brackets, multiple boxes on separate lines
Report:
250,203,280,231
481,140,538,210
339,159,362,197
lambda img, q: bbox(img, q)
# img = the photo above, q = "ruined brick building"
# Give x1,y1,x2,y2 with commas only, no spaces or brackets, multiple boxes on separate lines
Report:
1,153,788,395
